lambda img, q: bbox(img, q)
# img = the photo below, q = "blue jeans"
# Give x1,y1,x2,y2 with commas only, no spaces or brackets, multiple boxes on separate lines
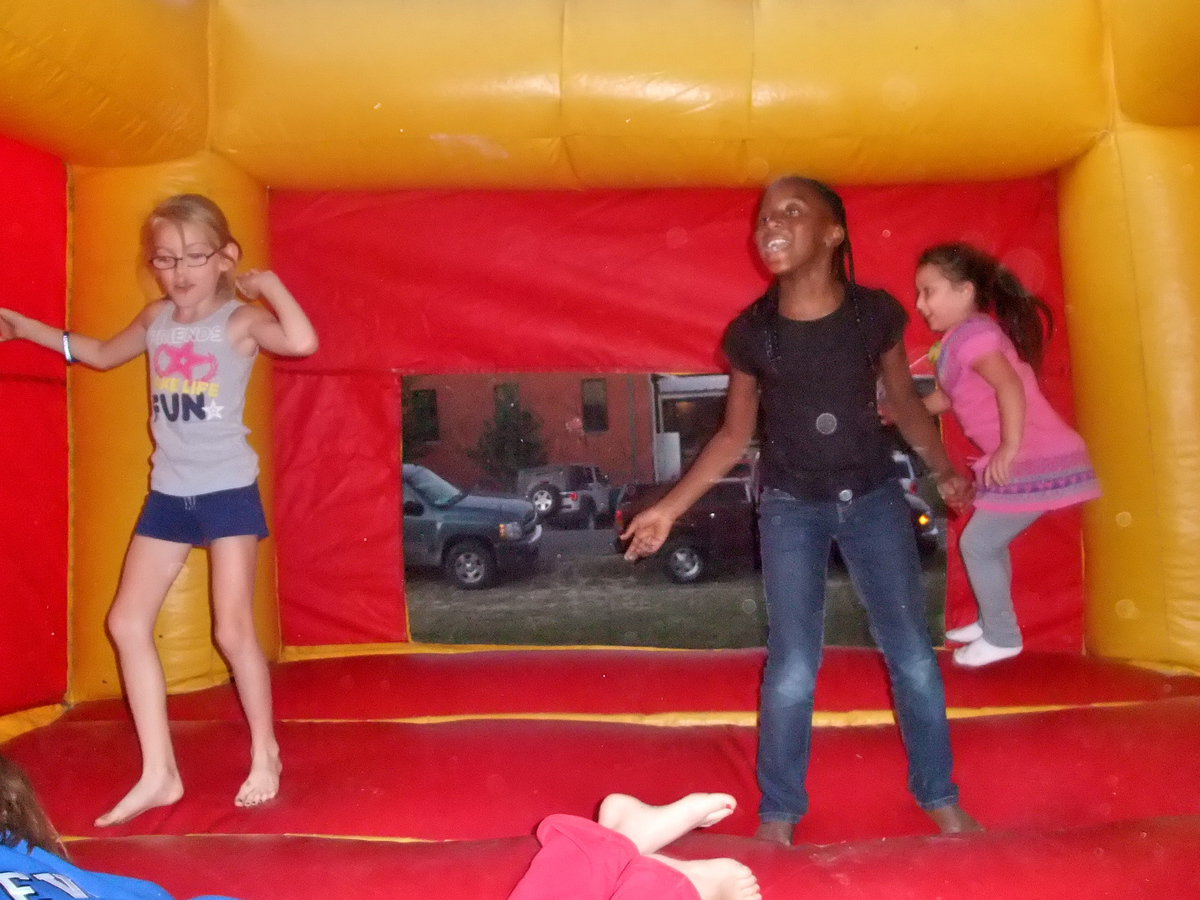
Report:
756,480,959,822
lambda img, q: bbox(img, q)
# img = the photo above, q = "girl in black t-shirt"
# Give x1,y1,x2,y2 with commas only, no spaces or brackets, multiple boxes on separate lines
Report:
621,177,979,845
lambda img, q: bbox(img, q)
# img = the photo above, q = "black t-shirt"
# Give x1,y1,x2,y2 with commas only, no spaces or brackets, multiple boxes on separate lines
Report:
722,283,907,501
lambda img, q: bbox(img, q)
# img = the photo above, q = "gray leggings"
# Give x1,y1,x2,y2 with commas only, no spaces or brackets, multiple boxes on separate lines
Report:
959,508,1043,648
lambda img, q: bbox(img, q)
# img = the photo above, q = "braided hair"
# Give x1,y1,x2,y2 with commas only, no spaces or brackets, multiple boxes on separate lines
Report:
919,242,1054,369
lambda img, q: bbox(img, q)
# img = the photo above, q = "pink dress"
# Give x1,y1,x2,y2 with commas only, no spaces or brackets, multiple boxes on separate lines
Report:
936,315,1100,513
508,815,700,900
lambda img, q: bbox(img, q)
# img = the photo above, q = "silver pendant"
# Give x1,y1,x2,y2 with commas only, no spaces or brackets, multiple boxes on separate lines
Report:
815,412,838,435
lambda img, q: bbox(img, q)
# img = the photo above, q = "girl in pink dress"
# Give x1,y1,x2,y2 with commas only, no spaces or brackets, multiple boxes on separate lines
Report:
915,243,1100,667
508,792,759,900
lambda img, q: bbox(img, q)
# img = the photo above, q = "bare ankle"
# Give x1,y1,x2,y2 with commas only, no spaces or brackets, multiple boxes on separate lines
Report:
753,820,794,846
927,803,983,834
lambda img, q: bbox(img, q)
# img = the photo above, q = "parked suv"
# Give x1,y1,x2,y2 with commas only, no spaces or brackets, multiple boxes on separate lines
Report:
614,469,939,584
516,464,613,529
403,464,542,589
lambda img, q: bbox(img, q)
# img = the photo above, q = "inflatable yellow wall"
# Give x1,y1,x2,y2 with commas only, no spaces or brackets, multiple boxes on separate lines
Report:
1,0,1197,700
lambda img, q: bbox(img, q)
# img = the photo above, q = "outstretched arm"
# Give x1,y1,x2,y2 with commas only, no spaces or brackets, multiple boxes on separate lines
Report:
621,368,759,559
232,270,319,358
970,350,1025,487
0,304,158,370
879,342,973,512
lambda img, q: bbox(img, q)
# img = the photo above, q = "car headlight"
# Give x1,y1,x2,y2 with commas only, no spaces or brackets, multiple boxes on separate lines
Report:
499,521,524,540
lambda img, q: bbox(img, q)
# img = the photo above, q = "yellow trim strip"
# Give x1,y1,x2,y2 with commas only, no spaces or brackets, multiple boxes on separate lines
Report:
0,704,67,743
272,701,1148,729
279,641,729,661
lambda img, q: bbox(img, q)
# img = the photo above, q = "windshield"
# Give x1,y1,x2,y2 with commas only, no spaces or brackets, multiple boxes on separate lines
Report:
404,466,466,508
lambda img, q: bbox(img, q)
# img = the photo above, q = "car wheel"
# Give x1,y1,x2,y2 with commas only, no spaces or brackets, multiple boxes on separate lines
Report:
662,538,706,584
528,482,561,519
444,539,498,589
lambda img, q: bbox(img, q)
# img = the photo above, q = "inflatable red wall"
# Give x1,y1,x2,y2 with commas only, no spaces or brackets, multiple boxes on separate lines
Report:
0,135,68,713
270,177,1082,650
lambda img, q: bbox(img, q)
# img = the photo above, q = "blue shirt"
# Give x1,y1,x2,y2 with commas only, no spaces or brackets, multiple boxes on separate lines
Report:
0,840,238,900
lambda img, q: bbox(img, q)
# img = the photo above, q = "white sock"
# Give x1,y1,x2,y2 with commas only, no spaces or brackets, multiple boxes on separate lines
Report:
945,621,983,643
953,637,1022,668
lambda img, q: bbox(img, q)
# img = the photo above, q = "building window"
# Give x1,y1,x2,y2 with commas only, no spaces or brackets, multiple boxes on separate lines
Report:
581,378,608,432
407,388,440,442
494,382,519,414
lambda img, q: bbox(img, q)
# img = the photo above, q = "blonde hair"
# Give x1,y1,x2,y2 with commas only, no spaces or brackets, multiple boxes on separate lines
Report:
0,754,65,858
141,193,242,297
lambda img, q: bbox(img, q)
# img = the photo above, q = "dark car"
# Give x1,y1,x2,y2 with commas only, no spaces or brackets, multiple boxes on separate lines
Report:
402,464,542,589
614,474,939,584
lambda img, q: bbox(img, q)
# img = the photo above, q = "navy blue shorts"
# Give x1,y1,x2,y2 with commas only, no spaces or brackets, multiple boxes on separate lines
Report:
134,482,269,546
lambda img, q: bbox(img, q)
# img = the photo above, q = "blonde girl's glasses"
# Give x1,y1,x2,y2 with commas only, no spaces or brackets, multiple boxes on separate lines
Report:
149,249,221,270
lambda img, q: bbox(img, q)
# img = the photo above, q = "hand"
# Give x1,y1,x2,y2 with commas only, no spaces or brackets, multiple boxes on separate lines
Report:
0,308,22,341
923,387,951,416
619,505,676,560
984,445,1017,488
236,269,283,300
936,471,975,515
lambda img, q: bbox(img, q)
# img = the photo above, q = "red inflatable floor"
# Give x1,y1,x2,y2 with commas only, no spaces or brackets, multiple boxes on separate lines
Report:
62,647,1200,722
5,647,1200,898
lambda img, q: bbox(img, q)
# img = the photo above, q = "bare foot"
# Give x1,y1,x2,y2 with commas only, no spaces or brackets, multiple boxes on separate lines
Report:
94,771,184,827
651,855,762,900
753,819,794,846
235,751,281,808
597,792,736,855
927,803,983,833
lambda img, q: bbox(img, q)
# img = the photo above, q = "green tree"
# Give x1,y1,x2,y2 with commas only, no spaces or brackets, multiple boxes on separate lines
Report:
468,394,548,490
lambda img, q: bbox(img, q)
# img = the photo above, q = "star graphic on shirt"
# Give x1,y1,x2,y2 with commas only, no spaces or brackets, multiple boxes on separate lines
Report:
154,341,218,381
206,403,224,420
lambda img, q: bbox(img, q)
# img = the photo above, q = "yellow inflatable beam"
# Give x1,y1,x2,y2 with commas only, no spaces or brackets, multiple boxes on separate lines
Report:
2,0,1109,189
0,0,1197,698
214,0,1107,188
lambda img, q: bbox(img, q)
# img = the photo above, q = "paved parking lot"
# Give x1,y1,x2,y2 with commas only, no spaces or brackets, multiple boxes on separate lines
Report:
406,524,948,648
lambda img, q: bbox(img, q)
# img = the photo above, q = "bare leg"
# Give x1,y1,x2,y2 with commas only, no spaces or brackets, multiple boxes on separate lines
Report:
210,535,281,808
95,537,190,827
927,803,984,833
597,793,736,855
649,855,762,900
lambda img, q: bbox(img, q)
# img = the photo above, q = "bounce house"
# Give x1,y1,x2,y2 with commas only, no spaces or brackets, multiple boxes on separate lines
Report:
3,0,1200,896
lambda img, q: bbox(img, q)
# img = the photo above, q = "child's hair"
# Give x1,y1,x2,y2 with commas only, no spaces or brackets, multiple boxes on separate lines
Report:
0,754,65,857
919,242,1054,368
140,194,242,297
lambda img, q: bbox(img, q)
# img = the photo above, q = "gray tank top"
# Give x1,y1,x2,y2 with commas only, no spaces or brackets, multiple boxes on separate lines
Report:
146,299,259,496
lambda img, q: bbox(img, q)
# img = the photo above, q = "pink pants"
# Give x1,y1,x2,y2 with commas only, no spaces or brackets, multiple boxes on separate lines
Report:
508,814,701,900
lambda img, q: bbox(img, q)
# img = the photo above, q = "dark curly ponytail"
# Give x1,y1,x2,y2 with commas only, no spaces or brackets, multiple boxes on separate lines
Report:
919,242,1053,369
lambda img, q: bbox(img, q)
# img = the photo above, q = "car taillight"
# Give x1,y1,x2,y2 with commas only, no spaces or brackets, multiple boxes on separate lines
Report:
566,491,578,501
